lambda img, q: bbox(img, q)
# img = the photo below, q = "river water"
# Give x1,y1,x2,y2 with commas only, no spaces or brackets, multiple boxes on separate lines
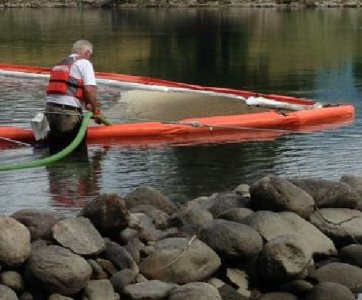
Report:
0,7,362,215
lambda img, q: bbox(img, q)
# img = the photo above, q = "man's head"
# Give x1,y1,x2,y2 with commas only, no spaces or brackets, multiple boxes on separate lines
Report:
72,40,93,60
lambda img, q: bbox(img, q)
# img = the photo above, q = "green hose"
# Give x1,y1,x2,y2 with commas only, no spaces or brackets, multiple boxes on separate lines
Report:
0,112,94,171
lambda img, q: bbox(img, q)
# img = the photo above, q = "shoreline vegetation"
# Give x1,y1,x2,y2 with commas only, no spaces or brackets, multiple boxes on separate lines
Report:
2,174,362,299
1,0,362,8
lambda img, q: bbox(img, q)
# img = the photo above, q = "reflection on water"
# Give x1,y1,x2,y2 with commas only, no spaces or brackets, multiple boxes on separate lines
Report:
1,8,362,215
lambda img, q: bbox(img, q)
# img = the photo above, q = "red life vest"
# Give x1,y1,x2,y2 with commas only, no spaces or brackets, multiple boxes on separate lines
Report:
46,56,85,101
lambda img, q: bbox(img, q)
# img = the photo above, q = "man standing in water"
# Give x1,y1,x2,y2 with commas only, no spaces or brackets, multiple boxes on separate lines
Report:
45,40,100,154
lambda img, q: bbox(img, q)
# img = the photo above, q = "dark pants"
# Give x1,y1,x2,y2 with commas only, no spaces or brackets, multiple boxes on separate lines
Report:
45,103,88,156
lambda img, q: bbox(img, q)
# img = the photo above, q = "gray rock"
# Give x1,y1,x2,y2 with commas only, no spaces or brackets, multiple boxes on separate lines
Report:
140,237,221,284
11,209,65,241
123,280,175,300
309,208,362,246
105,240,139,273
81,193,130,234
250,176,315,219
199,219,263,259
341,174,362,211
208,278,226,289
47,295,74,300
258,292,297,300
130,205,170,230
24,245,92,295
310,262,362,293
242,211,336,256
0,217,31,267
233,184,251,198
276,280,313,297
200,192,250,217
110,269,137,293
169,282,222,300
226,269,250,298
340,244,362,267
304,282,355,300
258,235,313,282
125,186,177,214
88,259,108,280
0,271,25,294
125,238,143,263
218,285,249,300
217,208,254,223
170,205,213,228
129,213,161,242
52,217,105,256
0,284,19,300
95,258,118,276
83,280,114,300
119,228,139,244
289,178,358,208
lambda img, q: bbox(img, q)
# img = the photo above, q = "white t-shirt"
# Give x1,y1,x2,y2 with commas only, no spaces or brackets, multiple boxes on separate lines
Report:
46,54,97,108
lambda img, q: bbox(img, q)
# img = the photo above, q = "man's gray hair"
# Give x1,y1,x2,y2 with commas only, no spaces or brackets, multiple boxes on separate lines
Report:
72,40,93,55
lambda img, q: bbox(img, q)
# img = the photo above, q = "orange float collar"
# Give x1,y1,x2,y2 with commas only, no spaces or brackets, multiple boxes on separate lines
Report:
46,56,85,101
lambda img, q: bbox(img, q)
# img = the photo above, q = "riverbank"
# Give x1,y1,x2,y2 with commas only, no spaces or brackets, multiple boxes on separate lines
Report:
2,174,362,299
1,0,362,8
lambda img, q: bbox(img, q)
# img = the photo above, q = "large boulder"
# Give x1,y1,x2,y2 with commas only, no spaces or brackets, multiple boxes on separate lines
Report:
168,282,222,300
258,235,313,282
340,244,362,267
242,211,336,256
125,186,177,214
310,262,362,293
81,193,130,235
52,217,105,256
24,245,92,295
198,219,263,259
11,209,65,241
83,280,114,300
0,216,31,266
309,208,362,246
341,174,362,210
250,176,315,218
139,237,221,284
289,178,358,208
304,282,355,300
123,280,175,300
0,284,18,300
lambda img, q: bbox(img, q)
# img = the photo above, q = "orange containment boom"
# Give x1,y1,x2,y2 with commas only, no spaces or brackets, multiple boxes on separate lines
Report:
0,64,356,147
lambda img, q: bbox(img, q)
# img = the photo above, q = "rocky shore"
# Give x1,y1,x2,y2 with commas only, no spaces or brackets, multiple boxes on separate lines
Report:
2,174,362,299
1,0,362,8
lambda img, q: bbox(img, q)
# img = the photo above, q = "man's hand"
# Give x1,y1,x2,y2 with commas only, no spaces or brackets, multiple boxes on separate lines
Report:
93,110,103,125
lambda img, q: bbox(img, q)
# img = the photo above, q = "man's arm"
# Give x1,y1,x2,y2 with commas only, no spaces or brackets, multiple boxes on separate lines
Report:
84,85,98,114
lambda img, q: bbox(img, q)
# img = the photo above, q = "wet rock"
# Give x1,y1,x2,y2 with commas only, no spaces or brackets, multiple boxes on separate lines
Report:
140,237,221,284
0,271,25,294
340,244,362,267
105,240,139,273
130,205,170,229
11,209,65,241
310,262,362,293
217,208,254,223
83,280,114,300
125,186,177,214
24,245,92,295
81,193,130,235
0,284,19,300
199,219,263,259
129,213,161,242
304,282,355,300
258,235,313,282
258,292,297,300
242,211,336,256
110,269,137,293
218,284,249,300
289,178,358,208
250,176,315,218
168,282,222,300
0,217,31,267
52,217,105,256
310,208,362,246
123,280,175,300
